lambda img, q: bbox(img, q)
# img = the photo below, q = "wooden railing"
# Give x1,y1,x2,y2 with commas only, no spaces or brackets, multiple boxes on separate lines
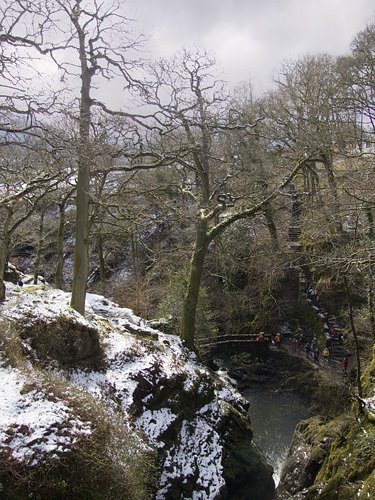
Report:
199,333,272,351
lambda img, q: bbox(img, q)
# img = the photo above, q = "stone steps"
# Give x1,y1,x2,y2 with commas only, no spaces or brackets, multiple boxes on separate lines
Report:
302,270,353,366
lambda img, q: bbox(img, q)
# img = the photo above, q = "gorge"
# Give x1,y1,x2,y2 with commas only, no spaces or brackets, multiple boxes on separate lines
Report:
1,278,374,499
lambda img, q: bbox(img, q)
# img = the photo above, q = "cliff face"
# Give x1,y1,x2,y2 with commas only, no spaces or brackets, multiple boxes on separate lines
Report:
0,282,274,499
277,349,375,500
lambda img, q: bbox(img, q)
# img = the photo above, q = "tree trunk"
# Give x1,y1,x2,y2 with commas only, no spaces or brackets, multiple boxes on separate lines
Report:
55,201,66,290
365,206,375,239
131,231,138,273
70,22,92,315
0,206,13,302
263,203,279,251
181,219,209,351
33,209,46,284
344,275,363,402
0,239,8,302
367,261,375,341
70,147,90,314
368,276,375,341
97,233,106,282
321,153,342,232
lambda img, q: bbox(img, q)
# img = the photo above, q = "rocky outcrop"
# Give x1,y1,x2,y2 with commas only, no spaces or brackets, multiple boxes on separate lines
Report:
0,283,275,499
222,350,319,399
20,316,103,368
219,409,275,499
277,349,375,500
277,416,331,498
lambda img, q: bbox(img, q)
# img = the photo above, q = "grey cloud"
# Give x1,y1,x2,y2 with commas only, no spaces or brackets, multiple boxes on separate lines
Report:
129,0,375,92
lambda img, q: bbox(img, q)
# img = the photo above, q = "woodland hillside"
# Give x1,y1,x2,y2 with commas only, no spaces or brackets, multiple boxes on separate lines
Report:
1,3,375,498
0,5,374,355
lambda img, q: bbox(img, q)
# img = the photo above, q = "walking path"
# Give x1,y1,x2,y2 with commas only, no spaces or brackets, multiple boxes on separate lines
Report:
275,339,350,385
282,185,352,384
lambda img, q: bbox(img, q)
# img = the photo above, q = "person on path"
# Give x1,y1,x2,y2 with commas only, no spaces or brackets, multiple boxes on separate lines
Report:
256,332,265,342
299,333,306,348
292,338,298,351
322,347,330,363
309,338,317,359
342,356,349,374
325,337,333,355
274,334,281,348
312,345,319,363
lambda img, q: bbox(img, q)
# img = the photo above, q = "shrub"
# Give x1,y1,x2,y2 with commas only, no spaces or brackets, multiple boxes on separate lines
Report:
0,319,25,368
312,379,351,417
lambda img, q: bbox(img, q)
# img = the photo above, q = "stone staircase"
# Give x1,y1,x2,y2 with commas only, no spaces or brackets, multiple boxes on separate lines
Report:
323,314,348,365
285,184,352,371
304,275,351,369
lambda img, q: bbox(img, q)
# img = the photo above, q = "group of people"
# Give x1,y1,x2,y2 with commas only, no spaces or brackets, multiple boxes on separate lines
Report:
256,327,351,375
294,331,351,374
256,331,283,348
326,324,343,343
295,335,320,363
298,281,352,375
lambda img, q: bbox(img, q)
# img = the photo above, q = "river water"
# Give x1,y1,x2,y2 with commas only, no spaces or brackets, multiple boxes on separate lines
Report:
242,388,311,486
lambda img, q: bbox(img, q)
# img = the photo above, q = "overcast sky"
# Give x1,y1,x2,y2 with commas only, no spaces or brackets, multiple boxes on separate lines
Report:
128,0,375,95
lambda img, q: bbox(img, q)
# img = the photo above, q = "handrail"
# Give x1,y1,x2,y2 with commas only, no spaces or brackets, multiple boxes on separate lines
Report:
199,334,271,348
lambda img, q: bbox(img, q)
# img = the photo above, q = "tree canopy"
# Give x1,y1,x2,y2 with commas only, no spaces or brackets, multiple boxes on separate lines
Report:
1,5,375,351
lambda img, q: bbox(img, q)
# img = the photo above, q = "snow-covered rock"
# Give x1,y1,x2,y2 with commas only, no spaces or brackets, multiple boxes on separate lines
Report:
0,282,274,499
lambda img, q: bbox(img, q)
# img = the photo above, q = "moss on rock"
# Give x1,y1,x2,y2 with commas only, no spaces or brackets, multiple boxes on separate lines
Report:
278,411,375,499
19,316,104,369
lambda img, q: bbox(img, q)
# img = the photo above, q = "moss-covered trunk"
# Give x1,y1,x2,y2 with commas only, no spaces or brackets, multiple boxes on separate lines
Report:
263,202,279,251
70,20,93,315
181,219,209,351
368,269,375,341
344,275,363,400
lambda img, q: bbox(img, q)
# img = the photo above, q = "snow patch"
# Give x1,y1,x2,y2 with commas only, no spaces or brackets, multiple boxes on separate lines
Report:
0,356,91,466
157,418,224,499
135,408,177,448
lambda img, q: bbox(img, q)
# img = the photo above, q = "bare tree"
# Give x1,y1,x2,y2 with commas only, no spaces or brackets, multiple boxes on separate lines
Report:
263,54,353,228
349,23,375,138
135,51,309,350
0,0,150,314
0,144,63,300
